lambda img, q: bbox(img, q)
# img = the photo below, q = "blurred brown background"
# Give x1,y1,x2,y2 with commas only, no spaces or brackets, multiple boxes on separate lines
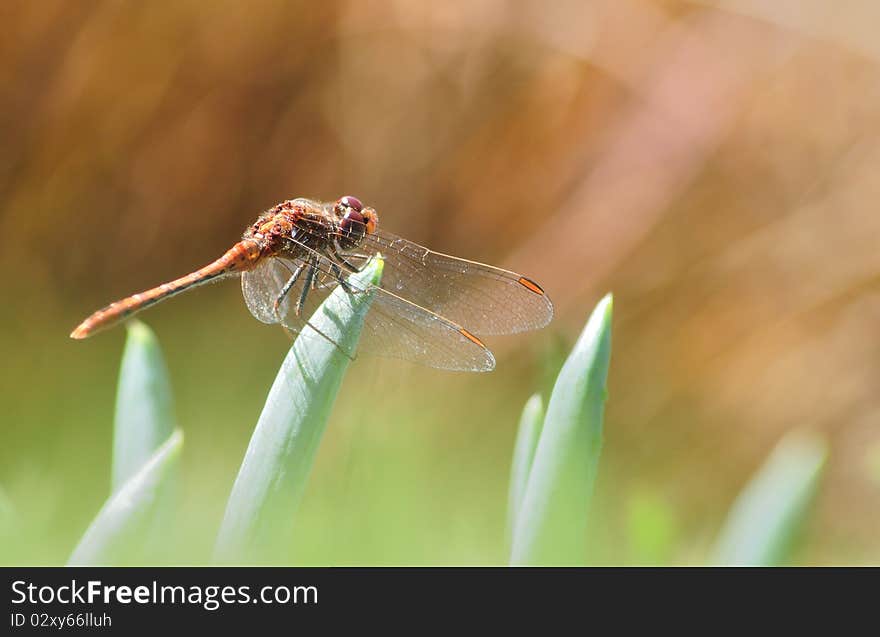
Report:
1,0,879,563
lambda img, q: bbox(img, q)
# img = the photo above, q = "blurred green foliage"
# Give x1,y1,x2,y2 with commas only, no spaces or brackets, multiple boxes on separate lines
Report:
69,431,183,566
626,491,679,566
712,433,828,566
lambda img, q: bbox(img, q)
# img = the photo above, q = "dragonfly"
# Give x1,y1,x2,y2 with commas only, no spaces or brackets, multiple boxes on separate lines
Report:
70,196,553,371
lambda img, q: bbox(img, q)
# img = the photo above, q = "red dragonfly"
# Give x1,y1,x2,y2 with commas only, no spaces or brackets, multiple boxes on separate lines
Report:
71,196,553,371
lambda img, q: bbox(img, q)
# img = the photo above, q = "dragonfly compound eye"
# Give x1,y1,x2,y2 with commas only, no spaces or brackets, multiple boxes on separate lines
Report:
339,195,363,213
340,207,365,228
339,208,367,243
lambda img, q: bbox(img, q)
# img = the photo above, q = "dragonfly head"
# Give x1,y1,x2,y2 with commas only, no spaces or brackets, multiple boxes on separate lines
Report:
335,195,378,248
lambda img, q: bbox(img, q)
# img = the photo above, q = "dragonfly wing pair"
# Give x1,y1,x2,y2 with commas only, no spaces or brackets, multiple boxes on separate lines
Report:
241,228,554,372
241,252,498,372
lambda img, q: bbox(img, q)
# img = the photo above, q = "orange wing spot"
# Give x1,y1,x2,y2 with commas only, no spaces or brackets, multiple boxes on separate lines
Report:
459,327,487,349
517,276,545,295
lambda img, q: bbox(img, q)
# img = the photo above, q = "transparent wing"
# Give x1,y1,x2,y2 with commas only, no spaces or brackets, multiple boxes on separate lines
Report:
362,230,552,335
356,286,496,372
241,257,303,323
286,220,553,335
283,221,555,335
241,252,495,372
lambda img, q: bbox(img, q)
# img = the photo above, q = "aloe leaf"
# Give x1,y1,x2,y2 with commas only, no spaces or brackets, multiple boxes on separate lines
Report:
213,257,384,564
510,294,613,565
712,431,827,566
68,429,183,565
506,393,544,548
112,320,175,492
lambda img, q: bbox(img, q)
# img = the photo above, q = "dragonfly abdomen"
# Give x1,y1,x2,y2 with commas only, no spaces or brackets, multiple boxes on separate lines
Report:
70,240,262,339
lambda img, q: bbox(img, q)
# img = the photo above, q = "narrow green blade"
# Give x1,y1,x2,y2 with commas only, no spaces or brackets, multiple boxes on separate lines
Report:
506,393,544,549
68,429,183,565
213,258,384,564
112,321,175,492
511,294,613,565
712,432,827,566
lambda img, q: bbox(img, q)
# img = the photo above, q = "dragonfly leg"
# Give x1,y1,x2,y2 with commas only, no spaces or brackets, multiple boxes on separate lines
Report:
279,322,301,342
295,257,318,317
275,318,350,363
300,318,356,362
336,254,362,273
274,262,305,322
293,263,355,360
331,239,363,273
329,262,356,295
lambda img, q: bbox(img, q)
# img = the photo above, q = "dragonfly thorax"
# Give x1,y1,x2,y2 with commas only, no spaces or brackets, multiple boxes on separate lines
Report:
241,197,378,262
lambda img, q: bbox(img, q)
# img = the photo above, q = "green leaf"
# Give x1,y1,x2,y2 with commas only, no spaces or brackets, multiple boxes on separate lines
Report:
712,431,827,566
112,320,175,492
213,257,384,564
510,293,613,565
506,393,544,549
68,429,183,565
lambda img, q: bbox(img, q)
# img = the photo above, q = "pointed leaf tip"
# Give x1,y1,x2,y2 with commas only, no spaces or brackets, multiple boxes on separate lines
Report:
510,295,613,565
113,320,176,492
507,393,545,548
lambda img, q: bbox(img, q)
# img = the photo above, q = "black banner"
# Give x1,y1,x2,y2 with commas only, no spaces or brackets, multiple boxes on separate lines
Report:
2,567,871,631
